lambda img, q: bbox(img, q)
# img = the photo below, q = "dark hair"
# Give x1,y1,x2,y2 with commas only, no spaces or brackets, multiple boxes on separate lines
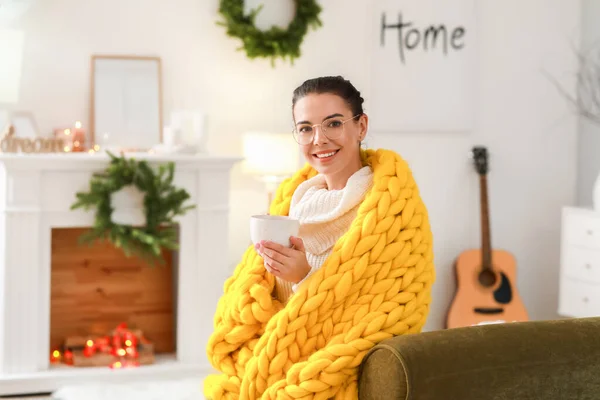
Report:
291,76,365,118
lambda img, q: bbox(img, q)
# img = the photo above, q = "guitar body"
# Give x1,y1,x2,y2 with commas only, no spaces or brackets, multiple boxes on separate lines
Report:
447,248,528,328
446,146,528,329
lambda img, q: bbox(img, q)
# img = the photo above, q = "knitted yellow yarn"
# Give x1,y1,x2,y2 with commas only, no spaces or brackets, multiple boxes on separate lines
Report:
204,148,435,400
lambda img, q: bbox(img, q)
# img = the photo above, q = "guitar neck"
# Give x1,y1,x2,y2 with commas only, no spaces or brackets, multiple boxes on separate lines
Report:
479,174,492,270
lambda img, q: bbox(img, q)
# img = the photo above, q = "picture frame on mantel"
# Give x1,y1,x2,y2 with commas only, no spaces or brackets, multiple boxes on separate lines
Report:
90,54,163,151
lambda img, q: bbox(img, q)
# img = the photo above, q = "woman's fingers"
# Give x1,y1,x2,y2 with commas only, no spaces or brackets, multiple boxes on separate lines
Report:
261,240,294,256
263,252,285,269
264,260,281,275
262,246,290,265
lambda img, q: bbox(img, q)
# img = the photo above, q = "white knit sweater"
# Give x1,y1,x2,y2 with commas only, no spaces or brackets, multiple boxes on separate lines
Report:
273,166,374,303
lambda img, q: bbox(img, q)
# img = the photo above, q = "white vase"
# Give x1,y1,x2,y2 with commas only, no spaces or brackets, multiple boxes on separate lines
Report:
170,110,208,154
110,185,147,226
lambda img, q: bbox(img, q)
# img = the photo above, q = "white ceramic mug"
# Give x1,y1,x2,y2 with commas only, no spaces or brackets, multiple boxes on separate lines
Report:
250,215,300,247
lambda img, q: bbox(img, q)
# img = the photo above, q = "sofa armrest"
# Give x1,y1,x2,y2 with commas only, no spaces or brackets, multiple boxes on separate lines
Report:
358,317,600,400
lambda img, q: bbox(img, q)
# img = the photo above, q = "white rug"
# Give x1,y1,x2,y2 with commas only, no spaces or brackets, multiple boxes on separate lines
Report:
51,378,205,400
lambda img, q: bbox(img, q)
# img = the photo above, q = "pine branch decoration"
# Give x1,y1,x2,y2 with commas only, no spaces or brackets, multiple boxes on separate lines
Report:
217,0,322,66
70,152,195,265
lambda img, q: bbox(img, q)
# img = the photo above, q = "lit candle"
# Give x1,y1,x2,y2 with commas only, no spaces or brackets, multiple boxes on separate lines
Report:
71,121,86,152
83,339,95,357
110,361,123,369
50,349,61,363
124,331,137,348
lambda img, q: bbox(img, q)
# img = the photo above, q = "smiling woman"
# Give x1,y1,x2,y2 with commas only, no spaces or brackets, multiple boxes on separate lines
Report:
204,76,435,400
291,78,368,190
263,76,375,299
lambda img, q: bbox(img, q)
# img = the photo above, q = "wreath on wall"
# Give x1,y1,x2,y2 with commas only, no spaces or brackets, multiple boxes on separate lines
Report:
218,0,323,64
70,152,195,265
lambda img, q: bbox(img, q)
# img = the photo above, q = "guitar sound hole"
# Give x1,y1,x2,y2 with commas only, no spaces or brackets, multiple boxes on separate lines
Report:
474,307,503,315
478,269,497,287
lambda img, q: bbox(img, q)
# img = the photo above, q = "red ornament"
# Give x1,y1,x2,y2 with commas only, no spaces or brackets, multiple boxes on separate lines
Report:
63,350,73,365
126,346,138,358
111,332,122,350
57,322,143,368
96,336,111,353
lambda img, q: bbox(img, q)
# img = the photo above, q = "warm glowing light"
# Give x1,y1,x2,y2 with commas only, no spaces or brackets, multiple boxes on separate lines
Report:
93,144,100,151
75,121,82,129
74,140,80,146
112,361,122,368
64,146,71,152
50,349,62,363
125,340,132,347
86,340,94,347
88,149,95,154
117,348,126,357
64,129,71,135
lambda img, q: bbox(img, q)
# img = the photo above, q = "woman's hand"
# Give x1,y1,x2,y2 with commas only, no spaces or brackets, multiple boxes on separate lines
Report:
255,236,311,284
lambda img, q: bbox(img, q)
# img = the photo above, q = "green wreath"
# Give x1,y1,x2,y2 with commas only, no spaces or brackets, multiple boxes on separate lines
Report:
218,0,323,64
70,152,195,265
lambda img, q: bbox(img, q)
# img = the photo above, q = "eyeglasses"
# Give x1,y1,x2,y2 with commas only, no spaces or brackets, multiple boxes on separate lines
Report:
292,114,361,145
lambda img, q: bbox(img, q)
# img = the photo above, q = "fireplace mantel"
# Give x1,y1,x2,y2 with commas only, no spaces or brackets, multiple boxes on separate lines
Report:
0,152,241,395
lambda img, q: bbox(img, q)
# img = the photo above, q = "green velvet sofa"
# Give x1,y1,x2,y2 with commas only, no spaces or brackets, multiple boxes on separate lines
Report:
358,317,600,399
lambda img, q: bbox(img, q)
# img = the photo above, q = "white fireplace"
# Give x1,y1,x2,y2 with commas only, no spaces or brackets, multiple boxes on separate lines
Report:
0,152,240,396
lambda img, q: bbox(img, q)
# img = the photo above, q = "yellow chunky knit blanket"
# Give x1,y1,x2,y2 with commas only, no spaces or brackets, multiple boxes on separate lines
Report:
204,148,435,400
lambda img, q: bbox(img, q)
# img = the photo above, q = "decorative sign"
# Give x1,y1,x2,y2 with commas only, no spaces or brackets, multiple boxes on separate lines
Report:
0,124,65,153
369,0,476,133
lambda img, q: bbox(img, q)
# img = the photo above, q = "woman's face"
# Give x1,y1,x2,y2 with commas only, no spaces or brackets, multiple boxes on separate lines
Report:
292,93,367,178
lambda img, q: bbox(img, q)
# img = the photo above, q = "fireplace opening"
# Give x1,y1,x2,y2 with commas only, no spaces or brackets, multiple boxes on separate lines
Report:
49,227,178,368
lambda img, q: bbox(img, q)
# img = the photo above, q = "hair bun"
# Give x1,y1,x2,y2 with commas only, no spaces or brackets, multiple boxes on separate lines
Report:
292,76,365,117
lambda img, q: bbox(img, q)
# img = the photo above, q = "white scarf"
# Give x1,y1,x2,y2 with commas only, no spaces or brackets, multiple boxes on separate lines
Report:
289,166,374,257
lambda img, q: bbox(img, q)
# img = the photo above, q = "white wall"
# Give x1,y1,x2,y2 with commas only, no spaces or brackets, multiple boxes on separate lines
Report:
1,0,581,331
576,0,600,206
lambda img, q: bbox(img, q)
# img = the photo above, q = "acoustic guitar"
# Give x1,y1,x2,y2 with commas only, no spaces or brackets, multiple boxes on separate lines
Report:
446,146,528,328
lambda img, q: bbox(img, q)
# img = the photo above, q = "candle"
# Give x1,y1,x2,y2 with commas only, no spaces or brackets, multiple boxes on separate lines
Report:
110,361,123,369
71,121,86,152
50,349,61,363
124,331,137,348
83,339,95,357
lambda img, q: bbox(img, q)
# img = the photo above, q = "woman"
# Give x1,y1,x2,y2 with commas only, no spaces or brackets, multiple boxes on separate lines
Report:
205,76,434,400
255,76,374,302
